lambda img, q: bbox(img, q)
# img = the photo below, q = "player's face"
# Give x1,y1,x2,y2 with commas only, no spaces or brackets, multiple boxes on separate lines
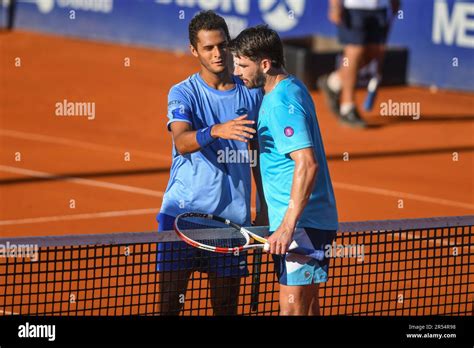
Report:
233,55,266,89
191,29,230,74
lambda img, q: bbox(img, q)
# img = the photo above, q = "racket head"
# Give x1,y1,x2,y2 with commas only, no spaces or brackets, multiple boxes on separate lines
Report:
174,212,250,253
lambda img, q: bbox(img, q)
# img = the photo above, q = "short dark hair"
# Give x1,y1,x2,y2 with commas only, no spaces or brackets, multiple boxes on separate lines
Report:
188,11,230,48
230,25,284,68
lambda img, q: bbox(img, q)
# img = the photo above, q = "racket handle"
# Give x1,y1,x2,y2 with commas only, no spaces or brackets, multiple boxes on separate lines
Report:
364,77,379,111
263,240,299,252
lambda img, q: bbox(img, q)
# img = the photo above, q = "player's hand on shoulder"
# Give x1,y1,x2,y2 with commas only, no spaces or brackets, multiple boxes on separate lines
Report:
211,114,256,143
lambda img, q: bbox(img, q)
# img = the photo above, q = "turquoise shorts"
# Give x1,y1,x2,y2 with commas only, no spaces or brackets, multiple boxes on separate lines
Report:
272,227,336,286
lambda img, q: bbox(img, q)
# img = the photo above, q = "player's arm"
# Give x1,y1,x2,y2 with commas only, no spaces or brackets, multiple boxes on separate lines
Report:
263,103,317,255
167,86,256,155
328,0,342,25
171,115,256,155
267,148,318,255
391,0,401,15
249,137,269,226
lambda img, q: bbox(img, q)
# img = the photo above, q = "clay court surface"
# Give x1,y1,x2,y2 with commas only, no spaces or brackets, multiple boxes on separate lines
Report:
0,31,472,238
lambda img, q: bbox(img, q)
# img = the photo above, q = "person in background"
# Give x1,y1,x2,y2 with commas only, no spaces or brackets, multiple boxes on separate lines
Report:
318,0,400,128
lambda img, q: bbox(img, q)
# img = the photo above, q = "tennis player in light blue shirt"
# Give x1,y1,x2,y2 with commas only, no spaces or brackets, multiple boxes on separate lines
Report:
161,73,262,223
231,25,338,316
157,11,266,315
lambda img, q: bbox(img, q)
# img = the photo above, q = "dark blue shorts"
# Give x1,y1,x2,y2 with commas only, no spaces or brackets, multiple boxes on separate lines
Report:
338,8,389,45
156,213,249,277
272,227,337,286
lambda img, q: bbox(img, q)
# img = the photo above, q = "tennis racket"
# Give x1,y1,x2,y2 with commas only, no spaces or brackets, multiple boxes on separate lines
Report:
363,74,379,111
174,212,325,260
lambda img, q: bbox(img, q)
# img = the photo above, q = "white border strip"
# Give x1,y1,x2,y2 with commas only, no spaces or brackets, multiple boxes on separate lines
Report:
0,165,164,197
0,129,170,161
0,208,159,226
333,182,474,211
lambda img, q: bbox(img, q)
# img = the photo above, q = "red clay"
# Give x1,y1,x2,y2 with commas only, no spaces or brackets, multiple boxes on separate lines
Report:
0,30,472,238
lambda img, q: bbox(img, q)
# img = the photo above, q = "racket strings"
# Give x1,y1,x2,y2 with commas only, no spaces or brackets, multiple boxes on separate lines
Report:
176,216,247,249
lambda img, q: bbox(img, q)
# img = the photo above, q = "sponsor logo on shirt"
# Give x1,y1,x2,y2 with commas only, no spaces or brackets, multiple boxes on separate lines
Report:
284,127,294,137
236,107,248,116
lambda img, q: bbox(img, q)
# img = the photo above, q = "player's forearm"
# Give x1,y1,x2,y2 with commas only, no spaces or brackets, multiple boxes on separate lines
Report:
282,160,318,228
391,0,400,13
173,130,202,155
329,0,341,9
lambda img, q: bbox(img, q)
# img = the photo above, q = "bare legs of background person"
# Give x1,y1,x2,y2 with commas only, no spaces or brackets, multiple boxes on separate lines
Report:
325,44,386,127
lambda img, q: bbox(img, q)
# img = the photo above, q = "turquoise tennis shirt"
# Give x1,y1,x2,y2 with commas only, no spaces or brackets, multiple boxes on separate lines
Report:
257,75,338,232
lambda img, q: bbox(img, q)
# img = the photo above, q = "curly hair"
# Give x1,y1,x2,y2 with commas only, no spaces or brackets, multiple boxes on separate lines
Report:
188,11,230,48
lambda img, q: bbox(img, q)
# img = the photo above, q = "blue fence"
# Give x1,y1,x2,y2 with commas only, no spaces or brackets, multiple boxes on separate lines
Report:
9,0,474,91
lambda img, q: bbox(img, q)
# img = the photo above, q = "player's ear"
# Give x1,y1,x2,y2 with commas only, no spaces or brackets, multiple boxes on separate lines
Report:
261,59,271,74
189,44,198,58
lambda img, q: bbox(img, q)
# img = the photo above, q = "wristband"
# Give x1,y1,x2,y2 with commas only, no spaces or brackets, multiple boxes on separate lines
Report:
196,126,215,148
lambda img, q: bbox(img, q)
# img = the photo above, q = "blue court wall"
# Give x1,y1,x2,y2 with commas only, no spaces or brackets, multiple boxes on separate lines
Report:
10,0,474,91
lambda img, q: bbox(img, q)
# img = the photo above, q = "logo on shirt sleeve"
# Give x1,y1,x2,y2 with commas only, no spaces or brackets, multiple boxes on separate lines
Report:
168,100,181,107
284,127,294,137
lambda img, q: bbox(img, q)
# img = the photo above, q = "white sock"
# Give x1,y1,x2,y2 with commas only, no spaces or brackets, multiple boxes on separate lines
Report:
340,103,355,116
327,72,342,92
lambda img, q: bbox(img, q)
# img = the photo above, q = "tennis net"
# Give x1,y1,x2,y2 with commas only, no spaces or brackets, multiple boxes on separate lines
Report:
0,216,472,316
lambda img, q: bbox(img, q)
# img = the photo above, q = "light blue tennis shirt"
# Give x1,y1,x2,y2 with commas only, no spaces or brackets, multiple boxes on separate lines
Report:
257,75,338,231
160,73,263,225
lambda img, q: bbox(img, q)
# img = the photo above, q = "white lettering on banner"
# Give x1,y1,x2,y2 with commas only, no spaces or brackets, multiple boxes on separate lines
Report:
260,0,306,31
35,0,113,14
157,0,306,32
221,15,248,38
36,0,55,13
433,0,474,48
174,0,250,15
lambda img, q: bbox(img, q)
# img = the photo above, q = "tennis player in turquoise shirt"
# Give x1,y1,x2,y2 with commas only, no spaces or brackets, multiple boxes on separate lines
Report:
231,25,338,315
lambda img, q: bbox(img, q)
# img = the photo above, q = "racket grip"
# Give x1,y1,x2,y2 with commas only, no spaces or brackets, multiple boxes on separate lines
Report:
364,77,379,111
265,241,325,261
